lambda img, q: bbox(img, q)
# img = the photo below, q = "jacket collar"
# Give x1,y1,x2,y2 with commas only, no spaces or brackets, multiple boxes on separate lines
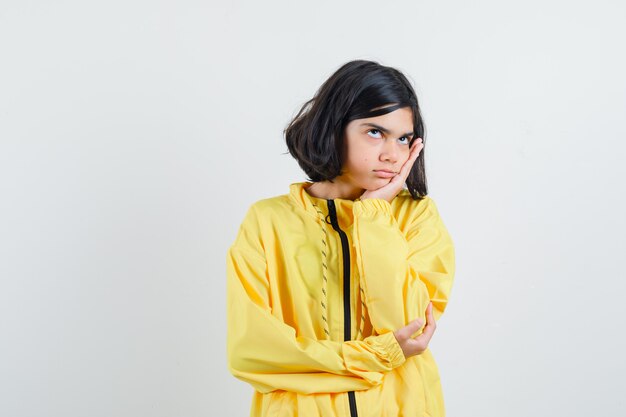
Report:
288,181,327,222
289,181,362,226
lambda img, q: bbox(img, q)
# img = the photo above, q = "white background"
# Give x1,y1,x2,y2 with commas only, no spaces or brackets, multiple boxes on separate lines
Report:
1,1,625,416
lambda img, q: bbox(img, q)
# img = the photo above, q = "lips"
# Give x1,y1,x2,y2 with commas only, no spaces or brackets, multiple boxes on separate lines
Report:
373,170,397,178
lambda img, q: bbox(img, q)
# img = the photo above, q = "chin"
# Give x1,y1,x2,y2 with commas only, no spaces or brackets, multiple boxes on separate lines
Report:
363,178,391,190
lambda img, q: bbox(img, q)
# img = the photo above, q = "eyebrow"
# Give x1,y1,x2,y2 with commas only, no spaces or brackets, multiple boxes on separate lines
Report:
360,123,414,138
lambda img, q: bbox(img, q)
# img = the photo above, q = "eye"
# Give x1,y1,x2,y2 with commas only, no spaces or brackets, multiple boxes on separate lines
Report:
366,129,382,138
367,129,412,145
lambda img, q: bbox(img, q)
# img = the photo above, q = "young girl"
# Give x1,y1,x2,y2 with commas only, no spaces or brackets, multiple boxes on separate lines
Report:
226,60,456,417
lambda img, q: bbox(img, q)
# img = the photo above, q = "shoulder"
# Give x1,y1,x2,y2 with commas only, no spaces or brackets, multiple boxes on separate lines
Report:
232,194,292,248
238,193,294,231
246,193,293,218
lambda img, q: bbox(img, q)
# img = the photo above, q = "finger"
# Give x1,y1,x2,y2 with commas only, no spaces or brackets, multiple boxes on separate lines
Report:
412,326,433,352
419,321,436,343
420,306,437,339
428,301,436,321
400,139,423,177
427,302,436,327
398,318,423,340
390,154,415,186
424,302,435,326
388,139,424,192
411,138,423,157
394,155,414,184
413,318,436,347
408,139,421,161
413,140,424,160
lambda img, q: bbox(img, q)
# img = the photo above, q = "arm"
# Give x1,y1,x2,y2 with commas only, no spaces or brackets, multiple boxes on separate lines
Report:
226,205,406,395
352,196,456,336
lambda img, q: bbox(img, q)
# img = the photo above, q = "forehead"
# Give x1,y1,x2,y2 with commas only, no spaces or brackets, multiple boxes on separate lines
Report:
348,107,414,130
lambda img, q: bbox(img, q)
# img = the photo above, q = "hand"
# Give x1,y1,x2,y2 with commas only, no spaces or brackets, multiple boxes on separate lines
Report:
393,301,436,359
360,138,424,203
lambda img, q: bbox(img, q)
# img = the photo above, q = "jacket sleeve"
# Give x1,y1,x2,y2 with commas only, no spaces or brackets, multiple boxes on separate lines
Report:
225,205,406,395
352,196,456,336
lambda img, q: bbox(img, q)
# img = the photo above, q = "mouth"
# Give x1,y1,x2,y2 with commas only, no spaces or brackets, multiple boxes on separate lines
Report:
373,170,397,178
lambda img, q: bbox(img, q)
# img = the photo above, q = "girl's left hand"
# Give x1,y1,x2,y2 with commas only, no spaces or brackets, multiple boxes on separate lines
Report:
360,138,424,203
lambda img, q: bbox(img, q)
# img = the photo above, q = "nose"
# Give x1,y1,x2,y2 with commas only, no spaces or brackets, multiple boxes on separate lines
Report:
379,140,399,164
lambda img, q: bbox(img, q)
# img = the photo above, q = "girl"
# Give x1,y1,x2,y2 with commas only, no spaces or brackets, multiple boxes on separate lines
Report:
226,60,456,417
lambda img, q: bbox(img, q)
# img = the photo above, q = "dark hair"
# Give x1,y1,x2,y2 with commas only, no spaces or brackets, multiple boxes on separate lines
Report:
283,59,427,199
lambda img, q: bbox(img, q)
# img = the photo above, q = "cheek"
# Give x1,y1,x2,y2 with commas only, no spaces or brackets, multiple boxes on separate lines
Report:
347,154,367,165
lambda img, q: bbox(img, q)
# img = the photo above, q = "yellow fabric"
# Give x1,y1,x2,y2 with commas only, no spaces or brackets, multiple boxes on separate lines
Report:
226,181,456,417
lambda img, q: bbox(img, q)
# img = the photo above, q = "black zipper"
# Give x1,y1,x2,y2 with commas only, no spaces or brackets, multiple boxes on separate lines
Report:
326,199,359,417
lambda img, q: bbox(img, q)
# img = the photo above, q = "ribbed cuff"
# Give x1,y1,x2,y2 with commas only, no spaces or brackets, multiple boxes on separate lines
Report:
371,331,406,369
353,198,392,216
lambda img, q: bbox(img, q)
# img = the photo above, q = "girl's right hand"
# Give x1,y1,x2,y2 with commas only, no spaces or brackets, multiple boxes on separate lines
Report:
393,302,436,359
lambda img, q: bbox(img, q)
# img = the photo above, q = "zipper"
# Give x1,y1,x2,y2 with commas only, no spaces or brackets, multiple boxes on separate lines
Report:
326,199,359,417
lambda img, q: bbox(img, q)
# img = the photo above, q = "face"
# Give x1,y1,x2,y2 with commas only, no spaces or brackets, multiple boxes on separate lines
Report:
338,106,415,192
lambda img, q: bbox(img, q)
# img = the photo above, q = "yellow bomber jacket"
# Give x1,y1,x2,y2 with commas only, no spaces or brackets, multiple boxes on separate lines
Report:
226,181,456,417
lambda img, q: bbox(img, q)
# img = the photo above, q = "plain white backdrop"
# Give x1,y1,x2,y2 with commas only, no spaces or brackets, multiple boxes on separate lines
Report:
1,1,625,416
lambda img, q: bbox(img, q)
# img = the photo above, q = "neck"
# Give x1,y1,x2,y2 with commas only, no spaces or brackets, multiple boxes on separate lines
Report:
307,178,364,201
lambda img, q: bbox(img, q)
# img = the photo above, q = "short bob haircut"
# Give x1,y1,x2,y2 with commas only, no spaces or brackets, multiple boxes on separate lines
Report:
284,59,427,200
